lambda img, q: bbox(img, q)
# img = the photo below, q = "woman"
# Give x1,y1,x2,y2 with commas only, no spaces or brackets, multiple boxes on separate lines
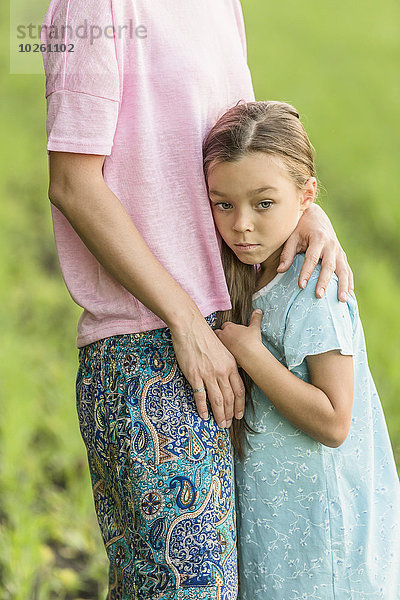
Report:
41,0,352,598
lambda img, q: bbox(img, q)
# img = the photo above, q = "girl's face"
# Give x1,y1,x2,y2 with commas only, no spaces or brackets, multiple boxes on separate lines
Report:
208,152,316,273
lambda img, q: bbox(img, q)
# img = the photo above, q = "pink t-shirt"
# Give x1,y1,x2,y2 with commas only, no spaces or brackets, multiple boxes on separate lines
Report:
41,0,255,347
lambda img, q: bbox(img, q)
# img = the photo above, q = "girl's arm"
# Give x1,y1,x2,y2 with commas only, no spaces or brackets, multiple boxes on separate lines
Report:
48,151,246,428
215,310,354,447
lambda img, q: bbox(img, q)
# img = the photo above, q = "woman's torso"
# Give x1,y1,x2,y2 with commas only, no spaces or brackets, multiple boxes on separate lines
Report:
42,0,255,346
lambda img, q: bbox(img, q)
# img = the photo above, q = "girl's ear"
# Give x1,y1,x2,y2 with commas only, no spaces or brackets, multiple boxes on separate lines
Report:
300,177,317,212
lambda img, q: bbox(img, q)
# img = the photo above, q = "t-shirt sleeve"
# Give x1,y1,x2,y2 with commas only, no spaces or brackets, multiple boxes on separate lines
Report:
232,0,248,61
283,272,354,371
40,0,120,155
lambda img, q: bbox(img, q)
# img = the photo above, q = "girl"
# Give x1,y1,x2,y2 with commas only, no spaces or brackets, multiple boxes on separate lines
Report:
203,101,400,599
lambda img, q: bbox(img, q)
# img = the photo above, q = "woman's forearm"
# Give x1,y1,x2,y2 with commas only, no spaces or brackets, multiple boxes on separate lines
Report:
238,343,345,447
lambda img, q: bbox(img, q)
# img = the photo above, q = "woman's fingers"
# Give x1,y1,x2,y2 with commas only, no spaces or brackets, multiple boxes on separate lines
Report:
298,241,325,291
229,371,245,420
217,379,235,427
197,363,245,428
279,203,354,301
313,251,336,299
191,381,209,420
277,231,301,273
335,251,350,302
300,242,354,302
190,375,227,428
315,246,353,302
191,372,243,429
349,266,355,297
202,380,227,428
191,373,234,429
336,249,354,300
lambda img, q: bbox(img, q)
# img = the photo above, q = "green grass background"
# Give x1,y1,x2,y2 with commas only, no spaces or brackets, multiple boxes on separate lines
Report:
0,0,399,597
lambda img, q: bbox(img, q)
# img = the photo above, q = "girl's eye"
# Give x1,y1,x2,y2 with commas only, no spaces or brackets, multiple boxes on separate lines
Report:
215,202,233,210
258,200,273,209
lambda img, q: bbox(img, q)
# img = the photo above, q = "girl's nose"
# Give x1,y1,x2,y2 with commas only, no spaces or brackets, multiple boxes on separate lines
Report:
233,213,254,233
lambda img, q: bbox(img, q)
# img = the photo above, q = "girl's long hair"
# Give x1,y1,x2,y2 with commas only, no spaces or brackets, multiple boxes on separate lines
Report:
202,101,316,458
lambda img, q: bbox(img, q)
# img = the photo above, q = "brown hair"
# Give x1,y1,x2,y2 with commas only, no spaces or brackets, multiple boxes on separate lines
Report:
202,101,316,458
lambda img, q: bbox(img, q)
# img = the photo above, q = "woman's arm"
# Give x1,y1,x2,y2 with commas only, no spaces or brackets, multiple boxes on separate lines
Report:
48,151,245,428
215,310,354,447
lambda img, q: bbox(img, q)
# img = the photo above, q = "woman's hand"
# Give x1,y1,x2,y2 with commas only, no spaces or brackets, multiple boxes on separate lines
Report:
214,310,264,367
277,204,354,302
170,313,246,429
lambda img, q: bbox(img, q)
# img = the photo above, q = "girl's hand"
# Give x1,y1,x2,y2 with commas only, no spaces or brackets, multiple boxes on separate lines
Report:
277,204,354,303
215,309,263,366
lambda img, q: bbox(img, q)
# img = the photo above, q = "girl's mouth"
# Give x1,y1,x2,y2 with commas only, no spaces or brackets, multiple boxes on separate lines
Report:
234,243,260,251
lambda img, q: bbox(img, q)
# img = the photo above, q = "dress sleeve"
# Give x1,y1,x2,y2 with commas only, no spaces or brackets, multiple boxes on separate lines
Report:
283,273,355,371
40,0,120,155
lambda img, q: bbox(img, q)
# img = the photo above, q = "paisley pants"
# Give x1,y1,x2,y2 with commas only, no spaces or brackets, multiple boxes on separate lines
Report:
76,316,238,600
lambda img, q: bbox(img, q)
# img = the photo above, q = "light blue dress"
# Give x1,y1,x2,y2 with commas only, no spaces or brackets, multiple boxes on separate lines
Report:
235,253,400,599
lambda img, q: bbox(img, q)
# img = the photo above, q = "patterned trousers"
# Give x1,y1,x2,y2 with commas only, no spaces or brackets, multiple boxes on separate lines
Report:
76,316,238,600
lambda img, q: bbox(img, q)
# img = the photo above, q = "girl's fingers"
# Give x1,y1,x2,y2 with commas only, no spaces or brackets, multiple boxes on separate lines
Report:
249,309,263,326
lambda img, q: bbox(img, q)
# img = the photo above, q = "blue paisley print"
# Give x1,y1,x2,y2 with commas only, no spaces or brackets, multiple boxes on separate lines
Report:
76,315,238,600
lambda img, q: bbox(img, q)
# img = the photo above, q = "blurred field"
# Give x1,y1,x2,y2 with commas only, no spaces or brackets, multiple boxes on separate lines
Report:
0,0,399,598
